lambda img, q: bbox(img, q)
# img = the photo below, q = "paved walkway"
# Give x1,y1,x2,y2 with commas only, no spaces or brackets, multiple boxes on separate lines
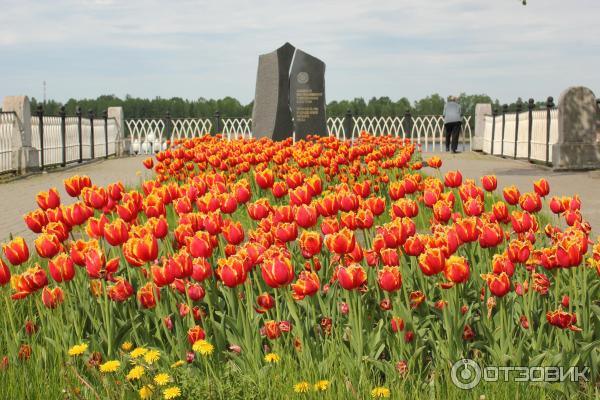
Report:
0,156,151,242
424,151,600,234
1,152,600,243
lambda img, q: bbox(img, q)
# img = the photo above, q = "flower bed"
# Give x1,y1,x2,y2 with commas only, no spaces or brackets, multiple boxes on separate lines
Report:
1,133,599,399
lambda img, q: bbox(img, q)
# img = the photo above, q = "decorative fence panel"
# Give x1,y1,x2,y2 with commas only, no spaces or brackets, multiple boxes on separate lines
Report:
0,112,18,174
482,108,558,164
127,115,472,154
222,118,252,140
31,115,119,168
81,119,93,161
171,119,212,140
64,117,81,163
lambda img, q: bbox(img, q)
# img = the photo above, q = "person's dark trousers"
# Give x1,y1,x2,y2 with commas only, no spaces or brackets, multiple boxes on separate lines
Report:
445,122,461,152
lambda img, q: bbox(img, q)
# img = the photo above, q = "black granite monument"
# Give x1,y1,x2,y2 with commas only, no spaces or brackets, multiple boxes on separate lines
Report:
251,43,327,140
289,49,327,140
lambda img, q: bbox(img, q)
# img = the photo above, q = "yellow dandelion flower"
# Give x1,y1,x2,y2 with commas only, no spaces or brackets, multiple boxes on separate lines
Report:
139,385,154,400
192,340,214,356
126,365,145,381
163,386,181,399
314,380,330,391
144,349,160,364
371,387,390,398
293,381,310,393
121,341,133,351
264,353,280,363
171,360,185,369
68,343,88,356
154,373,171,386
130,347,148,359
99,360,121,373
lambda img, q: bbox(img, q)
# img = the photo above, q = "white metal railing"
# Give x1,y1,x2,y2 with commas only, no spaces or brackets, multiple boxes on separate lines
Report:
127,118,214,154
127,115,472,153
482,109,558,163
30,115,119,167
172,118,212,140
223,118,252,140
126,119,167,154
0,112,18,173
329,115,472,151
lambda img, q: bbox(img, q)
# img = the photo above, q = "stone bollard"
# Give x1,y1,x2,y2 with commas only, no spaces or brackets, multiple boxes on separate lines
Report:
107,106,126,156
553,86,600,170
2,96,39,173
473,103,492,152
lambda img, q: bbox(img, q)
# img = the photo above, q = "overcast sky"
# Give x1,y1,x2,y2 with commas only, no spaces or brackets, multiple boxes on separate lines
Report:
1,0,599,105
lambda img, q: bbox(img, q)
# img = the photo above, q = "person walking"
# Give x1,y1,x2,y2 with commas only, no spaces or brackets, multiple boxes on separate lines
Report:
443,96,462,153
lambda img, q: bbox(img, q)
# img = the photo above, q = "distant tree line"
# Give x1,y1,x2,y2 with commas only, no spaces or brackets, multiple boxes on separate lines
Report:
23,93,551,120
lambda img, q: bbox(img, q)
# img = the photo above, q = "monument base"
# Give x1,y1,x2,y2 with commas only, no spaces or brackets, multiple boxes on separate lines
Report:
552,142,600,170
13,146,39,174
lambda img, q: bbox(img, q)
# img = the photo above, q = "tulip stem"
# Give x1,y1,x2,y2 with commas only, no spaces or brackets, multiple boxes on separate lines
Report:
2,287,18,353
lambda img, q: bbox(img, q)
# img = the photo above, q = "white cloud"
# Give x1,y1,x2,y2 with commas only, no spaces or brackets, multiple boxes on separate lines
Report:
0,0,599,104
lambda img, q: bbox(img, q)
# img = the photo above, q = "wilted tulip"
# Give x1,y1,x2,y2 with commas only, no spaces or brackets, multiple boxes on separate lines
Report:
187,283,205,301
291,271,320,300
546,309,580,331
409,291,425,309
187,325,206,344
255,292,275,313
137,282,160,309
298,230,322,259
41,286,64,309
463,324,475,341
107,278,134,302
263,320,281,340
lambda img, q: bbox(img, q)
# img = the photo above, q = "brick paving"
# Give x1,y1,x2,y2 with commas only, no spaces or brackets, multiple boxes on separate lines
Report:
0,156,152,242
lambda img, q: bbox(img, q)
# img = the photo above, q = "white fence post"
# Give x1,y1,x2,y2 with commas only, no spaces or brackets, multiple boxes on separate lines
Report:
553,86,600,170
473,103,491,151
1,96,39,173
108,107,125,156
